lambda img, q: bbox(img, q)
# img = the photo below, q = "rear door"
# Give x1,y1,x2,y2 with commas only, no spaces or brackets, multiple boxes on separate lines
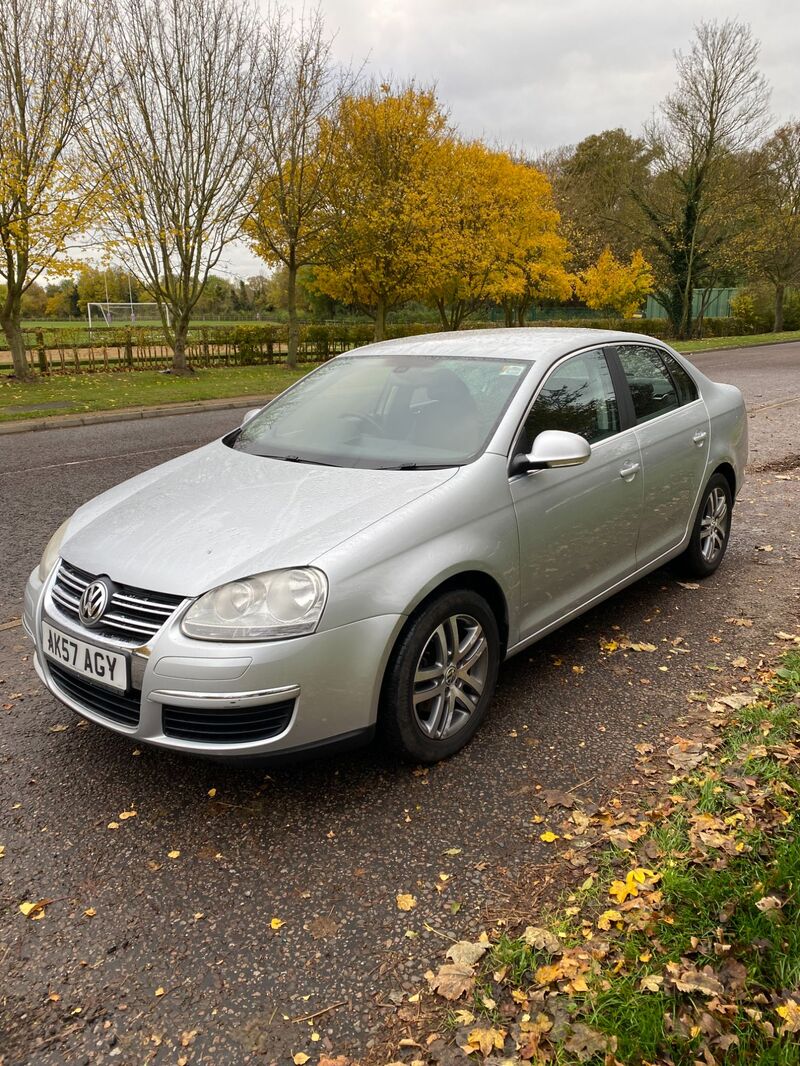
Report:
613,344,710,565
510,347,643,639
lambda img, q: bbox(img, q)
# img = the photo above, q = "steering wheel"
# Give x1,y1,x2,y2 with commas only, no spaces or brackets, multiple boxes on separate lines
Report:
340,413,384,435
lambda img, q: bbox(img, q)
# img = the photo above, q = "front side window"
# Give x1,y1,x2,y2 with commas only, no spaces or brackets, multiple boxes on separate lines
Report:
520,349,620,450
617,345,681,423
230,354,531,469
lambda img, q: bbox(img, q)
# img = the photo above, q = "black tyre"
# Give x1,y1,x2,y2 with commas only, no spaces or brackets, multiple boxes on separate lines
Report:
677,472,733,578
379,589,500,763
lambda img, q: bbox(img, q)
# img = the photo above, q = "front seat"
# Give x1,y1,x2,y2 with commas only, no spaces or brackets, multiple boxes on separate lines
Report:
410,369,480,456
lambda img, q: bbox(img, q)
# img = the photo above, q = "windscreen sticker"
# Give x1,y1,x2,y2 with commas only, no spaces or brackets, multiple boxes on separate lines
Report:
499,364,525,376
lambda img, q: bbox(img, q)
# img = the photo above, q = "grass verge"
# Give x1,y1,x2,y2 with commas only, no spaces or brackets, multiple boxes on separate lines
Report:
674,330,800,353
0,365,313,423
408,646,800,1064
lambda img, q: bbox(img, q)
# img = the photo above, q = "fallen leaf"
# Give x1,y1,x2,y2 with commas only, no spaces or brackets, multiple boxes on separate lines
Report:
755,895,783,912
167,850,180,859
49,723,69,732
270,917,284,930
731,656,748,669
640,974,664,992
564,1023,610,1061
307,915,338,939
118,810,137,820
154,987,165,997
597,909,623,931
756,544,774,552
107,822,120,830
540,831,558,843
725,617,753,627
396,893,417,911
667,963,724,996
446,940,488,967
293,1054,310,1065
428,962,474,1000
83,907,96,918
677,581,700,590
521,926,562,954
776,1000,800,1034
464,1026,506,1055
19,899,50,920
207,788,217,798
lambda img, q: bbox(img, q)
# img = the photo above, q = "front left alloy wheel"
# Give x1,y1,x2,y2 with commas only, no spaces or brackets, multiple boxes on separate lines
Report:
379,589,500,762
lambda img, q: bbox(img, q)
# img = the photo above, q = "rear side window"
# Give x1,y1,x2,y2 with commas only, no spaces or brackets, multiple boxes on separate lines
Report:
521,349,620,447
662,352,699,405
617,345,680,424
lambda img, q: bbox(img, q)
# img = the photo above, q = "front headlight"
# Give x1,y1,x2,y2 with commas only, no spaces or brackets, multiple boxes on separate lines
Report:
38,519,70,582
181,568,328,642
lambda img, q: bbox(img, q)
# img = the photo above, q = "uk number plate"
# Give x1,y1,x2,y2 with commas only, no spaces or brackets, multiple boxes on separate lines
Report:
42,621,129,692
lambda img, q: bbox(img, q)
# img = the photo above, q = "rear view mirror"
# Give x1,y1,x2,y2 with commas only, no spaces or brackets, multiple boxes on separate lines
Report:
511,430,591,475
241,407,261,427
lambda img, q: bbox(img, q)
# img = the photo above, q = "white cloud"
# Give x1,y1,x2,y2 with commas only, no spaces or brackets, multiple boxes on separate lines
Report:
232,0,800,276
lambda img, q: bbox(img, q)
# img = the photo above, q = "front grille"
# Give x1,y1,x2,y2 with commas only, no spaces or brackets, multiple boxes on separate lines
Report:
51,560,184,645
48,662,141,728
162,700,295,744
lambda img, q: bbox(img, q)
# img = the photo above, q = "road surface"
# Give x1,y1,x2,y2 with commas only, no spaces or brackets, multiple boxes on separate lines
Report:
1,342,798,1064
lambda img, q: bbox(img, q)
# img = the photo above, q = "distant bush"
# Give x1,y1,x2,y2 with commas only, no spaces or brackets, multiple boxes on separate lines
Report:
731,286,800,333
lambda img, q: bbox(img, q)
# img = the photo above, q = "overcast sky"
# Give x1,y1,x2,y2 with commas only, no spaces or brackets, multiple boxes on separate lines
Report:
221,0,799,278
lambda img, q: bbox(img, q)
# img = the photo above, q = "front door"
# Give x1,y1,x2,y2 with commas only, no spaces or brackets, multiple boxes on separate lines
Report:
510,348,643,639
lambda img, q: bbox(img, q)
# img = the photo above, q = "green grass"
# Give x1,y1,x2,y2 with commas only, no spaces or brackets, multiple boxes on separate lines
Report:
674,329,800,353
466,652,800,1065
0,364,313,422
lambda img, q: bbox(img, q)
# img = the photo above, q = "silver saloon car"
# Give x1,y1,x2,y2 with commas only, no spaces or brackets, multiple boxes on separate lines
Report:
24,329,747,764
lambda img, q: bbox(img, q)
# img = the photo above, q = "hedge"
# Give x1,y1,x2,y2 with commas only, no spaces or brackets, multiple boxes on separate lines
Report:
7,316,757,375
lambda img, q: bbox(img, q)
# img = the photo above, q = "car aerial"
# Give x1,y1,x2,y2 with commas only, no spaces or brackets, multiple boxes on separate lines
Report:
24,328,747,764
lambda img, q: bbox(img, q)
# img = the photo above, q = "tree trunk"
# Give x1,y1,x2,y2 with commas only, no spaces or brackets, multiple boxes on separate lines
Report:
503,301,513,328
1,299,30,380
774,282,785,332
286,259,299,369
171,315,192,373
435,298,449,330
374,296,387,341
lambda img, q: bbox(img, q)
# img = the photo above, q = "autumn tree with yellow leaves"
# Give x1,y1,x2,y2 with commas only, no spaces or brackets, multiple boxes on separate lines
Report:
0,0,101,380
312,83,451,340
484,163,574,326
428,147,573,328
576,248,654,317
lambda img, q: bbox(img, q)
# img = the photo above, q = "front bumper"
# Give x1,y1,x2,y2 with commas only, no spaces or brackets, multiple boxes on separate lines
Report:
24,565,403,760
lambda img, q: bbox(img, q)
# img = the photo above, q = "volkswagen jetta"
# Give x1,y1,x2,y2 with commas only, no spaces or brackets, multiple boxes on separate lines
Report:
24,328,747,763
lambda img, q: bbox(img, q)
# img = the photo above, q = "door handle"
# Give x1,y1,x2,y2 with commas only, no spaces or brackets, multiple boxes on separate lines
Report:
619,462,640,481
692,430,708,446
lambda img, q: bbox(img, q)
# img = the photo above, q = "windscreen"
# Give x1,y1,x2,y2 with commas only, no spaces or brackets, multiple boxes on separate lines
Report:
230,354,531,469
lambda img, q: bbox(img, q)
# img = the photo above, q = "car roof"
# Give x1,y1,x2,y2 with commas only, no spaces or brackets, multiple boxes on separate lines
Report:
347,327,667,367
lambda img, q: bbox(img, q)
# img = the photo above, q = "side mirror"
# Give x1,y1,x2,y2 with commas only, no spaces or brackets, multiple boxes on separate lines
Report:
241,407,261,427
511,430,591,475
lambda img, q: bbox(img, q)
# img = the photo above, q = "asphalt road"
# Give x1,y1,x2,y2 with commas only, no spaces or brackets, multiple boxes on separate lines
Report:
1,342,799,1065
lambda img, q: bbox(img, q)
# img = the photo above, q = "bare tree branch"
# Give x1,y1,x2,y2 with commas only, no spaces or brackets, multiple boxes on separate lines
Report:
82,0,261,371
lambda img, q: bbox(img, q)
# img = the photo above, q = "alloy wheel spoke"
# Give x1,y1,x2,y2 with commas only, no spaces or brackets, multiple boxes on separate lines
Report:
458,634,487,674
413,680,445,707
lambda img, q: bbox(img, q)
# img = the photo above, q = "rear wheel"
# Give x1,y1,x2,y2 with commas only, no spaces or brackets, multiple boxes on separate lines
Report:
677,472,733,578
379,589,500,762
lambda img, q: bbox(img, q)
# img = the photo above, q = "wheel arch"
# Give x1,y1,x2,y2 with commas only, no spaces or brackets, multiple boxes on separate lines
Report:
399,569,510,658
712,461,737,501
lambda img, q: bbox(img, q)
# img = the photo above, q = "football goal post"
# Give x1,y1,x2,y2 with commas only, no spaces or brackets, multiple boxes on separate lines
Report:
87,302,170,330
